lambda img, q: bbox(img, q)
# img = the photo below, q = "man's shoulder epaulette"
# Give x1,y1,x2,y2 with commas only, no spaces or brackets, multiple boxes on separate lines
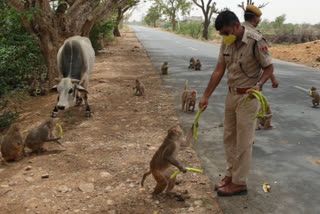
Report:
247,30,262,41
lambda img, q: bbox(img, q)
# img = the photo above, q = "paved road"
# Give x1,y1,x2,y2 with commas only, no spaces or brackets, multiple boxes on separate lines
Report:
132,25,320,214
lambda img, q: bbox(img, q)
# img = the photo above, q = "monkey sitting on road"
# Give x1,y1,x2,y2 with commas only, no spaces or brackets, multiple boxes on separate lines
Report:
256,105,274,130
181,80,197,112
161,62,169,75
141,124,189,196
194,59,201,71
25,118,63,153
188,58,195,69
1,124,24,162
133,79,145,96
310,87,320,107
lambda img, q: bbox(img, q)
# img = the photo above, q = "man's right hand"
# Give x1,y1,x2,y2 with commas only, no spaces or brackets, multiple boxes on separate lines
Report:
272,80,279,88
199,96,209,111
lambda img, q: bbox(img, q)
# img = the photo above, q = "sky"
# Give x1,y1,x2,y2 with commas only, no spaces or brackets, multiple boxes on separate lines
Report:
129,0,320,25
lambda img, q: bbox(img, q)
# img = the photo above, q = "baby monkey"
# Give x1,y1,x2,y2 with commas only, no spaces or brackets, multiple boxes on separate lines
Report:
141,125,188,196
194,59,201,71
161,62,169,75
25,118,63,153
133,79,145,96
1,123,24,162
310,87,320,107
188,58,195,69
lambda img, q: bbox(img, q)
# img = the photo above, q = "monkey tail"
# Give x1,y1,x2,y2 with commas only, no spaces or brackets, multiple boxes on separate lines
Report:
141,170,152,187
184,80,188,91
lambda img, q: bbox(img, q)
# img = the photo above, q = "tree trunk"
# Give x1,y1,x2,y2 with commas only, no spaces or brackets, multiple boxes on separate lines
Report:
113,7,122,37
202,20,210,40
171,13,176,31
113,25,121,37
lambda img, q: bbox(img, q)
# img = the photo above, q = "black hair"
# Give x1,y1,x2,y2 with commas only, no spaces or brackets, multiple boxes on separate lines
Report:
244,11,256,21
215,10,240,31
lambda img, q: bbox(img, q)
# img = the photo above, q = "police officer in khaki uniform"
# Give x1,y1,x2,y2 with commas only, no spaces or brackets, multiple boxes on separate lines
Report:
243,5,278,88
199,10,274,196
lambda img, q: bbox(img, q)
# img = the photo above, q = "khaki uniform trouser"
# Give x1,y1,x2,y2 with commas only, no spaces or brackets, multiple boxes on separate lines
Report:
223,91,259,185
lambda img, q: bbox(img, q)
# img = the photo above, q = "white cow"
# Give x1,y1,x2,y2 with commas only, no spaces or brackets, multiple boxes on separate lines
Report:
51,36,95,117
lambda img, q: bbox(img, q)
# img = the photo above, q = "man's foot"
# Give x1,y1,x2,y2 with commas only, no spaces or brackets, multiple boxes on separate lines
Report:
217,183,247,196
214,176,232,191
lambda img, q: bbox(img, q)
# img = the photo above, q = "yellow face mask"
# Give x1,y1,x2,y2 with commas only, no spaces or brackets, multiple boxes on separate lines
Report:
222,34,237,45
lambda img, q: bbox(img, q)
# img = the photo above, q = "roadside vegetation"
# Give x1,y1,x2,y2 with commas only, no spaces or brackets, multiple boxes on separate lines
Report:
142,0,320,44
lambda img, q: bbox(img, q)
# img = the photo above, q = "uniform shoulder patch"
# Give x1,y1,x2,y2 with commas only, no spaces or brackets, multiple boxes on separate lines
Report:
247,30,262,41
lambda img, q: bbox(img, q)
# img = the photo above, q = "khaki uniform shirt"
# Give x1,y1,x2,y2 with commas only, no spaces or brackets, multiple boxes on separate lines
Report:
218,26,272,88
242,21,256,32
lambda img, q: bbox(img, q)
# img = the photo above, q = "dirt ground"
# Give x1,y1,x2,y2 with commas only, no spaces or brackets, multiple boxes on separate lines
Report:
0,29,222,214
269,40,320,69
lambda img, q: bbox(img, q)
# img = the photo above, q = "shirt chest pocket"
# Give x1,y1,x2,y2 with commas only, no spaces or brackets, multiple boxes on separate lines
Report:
223,49,232,65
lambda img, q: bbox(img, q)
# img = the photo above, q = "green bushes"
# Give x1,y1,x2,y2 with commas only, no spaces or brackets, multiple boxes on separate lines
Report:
162,22,214,40
0,2,46,129
0,3,47,99
89,20,115,52
175,22,202,38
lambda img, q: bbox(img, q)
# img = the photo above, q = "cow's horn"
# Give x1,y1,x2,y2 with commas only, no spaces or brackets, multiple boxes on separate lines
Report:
71,79,80,83
54,78,61,82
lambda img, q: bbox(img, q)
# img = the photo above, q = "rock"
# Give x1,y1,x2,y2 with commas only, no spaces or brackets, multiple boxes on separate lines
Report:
188,207,195,212
25,177,34,183
108,210,116,214
100,172,112,178
316,56,320,62
0,169,4,173
8,181,17,186
149,146,157,151
24,166,32,171
107,200,114,205
79,183,94,193
58,185,69,193
139,187,146,193
105,186,112,192
154,200,160,205
194,200,203,207
41,173,49,179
